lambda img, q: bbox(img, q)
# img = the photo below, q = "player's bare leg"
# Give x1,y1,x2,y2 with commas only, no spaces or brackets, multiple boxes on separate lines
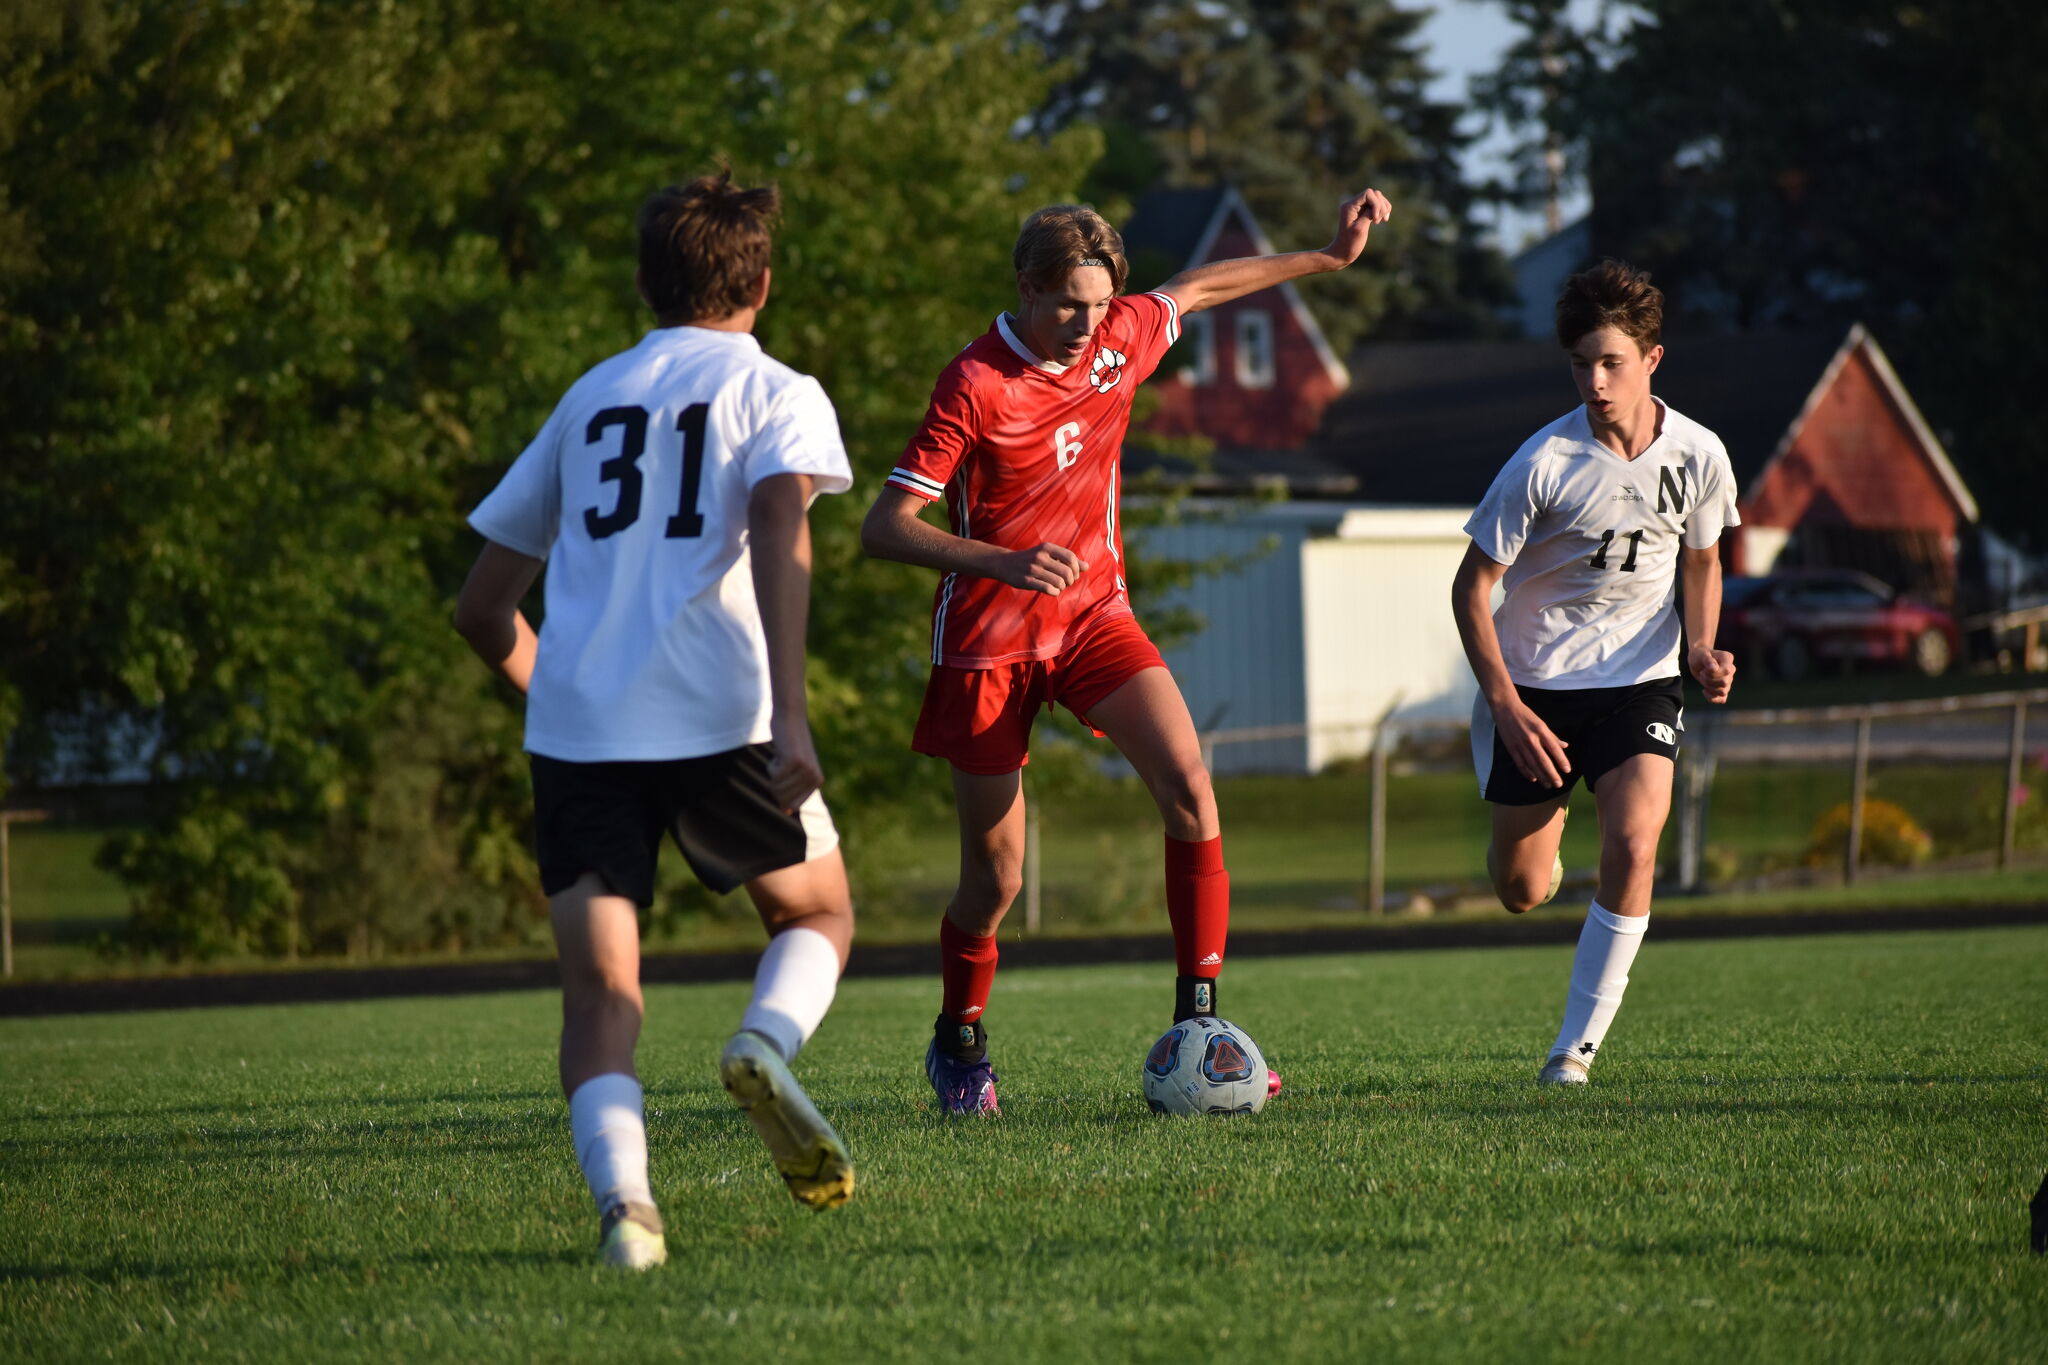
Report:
1540,753,1674,1084
722,848,857,1208
1590,754,1672,918
1088,668,1279,1097
927,769,1024,1114
551,873,664,1267
1488,795,1570,914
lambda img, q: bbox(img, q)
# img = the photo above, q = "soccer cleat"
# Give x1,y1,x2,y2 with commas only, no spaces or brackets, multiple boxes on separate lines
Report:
598,1201,667,1271
925,1039,1001,1116
719,1031,856,1210
1266,1068,1283,1100
1537,1052,1591,1086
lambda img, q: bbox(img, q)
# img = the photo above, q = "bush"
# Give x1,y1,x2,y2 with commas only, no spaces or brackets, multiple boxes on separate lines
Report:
1804,799,1933,869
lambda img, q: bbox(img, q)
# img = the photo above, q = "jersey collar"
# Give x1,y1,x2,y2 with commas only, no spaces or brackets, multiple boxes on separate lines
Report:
1575,396,1669,463
995,313,1071,373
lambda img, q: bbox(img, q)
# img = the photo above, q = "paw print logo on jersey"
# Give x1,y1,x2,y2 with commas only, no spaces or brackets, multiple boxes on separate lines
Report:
1089,347,1128,393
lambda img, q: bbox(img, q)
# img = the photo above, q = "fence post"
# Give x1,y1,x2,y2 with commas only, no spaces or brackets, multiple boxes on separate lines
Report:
1,813,10,980
1023,795,1042,935
2000,699,2028,869
1846,712,1872,884
1676,730,1705,892
1367,722,1390,915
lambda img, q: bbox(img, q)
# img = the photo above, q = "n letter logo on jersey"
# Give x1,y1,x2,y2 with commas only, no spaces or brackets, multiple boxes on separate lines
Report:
1089,347,1128,393
1656,466,1693,515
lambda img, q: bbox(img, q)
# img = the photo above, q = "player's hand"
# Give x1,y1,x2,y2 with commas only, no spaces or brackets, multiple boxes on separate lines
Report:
1322,188,1393,268
998,542,1088,596
1688,643,1737,704
766,715,825,813
1496,699,1571,788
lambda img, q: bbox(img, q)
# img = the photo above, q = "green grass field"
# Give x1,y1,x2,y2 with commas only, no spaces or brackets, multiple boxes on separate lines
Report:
4,927,2044,1362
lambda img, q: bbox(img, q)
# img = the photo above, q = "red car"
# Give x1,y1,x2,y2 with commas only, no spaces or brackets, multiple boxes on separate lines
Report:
1721,570,1961,680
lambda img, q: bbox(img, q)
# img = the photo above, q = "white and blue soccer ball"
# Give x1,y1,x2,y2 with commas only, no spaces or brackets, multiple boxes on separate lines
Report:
1142,1017,1268,1116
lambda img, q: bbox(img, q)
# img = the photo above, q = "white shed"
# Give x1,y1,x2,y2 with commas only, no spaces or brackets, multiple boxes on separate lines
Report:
1133,502,1478,774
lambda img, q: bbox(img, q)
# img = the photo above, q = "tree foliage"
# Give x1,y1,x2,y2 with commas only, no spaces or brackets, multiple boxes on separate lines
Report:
1026,0,1514,348
0,0,1095,957
1482,0,2048,544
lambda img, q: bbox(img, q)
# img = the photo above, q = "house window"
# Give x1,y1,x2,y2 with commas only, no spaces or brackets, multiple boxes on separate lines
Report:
1234,309,1275,389
1177,312,1216,387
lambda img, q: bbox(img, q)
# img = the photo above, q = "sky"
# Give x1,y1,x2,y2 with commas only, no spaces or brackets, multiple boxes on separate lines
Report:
1415,0,1604,252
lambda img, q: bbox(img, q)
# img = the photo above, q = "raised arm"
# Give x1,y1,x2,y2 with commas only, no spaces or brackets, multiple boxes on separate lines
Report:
1159,188,1392,316
1681,544,1737,704
860,486,1088,597
749,472,826,811
1451,541,1571,788
454,540,545,693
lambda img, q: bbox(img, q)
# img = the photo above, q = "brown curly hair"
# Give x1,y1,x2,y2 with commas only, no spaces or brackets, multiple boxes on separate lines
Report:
637,170,781,323
1556,259,1663,352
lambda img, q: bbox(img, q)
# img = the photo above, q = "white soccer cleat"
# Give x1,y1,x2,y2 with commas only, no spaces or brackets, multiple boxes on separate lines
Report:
1537,1052,1591,1086
598,1202,667,1270
719,1030,855,1210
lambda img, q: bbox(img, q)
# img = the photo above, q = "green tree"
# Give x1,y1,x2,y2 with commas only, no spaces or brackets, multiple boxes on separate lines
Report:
0,0,1094,958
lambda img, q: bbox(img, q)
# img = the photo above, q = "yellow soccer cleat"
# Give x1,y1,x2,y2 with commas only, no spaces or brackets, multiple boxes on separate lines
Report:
719,1031,855,1210
598,1202,668,1271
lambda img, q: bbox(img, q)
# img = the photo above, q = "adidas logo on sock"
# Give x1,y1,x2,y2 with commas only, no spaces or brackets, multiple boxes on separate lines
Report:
1198,952,1222,967
959,1004,983,1019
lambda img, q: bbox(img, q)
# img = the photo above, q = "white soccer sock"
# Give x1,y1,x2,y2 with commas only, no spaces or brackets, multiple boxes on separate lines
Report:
737,926,842,1062
568,1073,653,1214
1548,900,1650,1066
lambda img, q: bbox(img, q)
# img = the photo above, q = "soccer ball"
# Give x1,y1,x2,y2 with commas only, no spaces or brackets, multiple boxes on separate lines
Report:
1141,1017,1268,1116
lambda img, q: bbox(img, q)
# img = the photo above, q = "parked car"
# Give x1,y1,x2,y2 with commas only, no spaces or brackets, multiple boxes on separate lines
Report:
1721,570,1961,680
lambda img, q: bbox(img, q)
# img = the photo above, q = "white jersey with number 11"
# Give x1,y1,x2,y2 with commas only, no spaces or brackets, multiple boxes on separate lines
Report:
1463,398,1740,690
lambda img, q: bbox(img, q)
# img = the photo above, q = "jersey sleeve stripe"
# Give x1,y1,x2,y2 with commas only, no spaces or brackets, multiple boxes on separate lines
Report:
1145,291,1181,345
888,467,946,500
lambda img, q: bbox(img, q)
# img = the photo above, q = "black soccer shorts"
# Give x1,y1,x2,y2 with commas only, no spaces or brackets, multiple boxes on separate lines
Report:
1472,676,1684,806
530,744,839,905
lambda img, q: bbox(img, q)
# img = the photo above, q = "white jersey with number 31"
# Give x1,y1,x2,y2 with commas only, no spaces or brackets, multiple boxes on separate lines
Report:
1463,399,1740,690
469,327,853,762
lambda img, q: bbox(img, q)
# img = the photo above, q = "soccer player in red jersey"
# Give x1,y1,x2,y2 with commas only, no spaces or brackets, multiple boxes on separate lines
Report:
861,190,1393,1114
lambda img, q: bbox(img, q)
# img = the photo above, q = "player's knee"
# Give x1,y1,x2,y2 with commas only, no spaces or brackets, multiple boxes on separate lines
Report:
959,858,1023,916
560,964,642,1017
1147,763,1214,835
1608,829,1662,876
1496,875,1547,915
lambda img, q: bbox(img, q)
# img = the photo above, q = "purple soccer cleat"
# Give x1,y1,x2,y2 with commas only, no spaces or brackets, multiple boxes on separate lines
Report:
925,1038,1000,1116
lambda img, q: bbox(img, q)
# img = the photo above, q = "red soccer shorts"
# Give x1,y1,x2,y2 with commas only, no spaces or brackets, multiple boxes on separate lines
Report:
912,610,1167,775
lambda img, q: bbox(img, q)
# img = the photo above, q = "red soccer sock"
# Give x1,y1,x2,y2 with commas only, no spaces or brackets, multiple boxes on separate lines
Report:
938,916,999,1024
1165,834,1230,978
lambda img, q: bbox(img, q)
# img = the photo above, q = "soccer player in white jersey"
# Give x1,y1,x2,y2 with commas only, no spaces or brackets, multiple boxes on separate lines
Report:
1451,260,1740,1086
455,173,858,1268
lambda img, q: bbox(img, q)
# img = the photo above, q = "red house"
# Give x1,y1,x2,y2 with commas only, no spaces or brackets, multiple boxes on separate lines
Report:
1731,324,1978,601
1121,187,1350,459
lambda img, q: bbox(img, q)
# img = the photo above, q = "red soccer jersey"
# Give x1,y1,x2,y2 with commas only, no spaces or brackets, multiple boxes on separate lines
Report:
888,291,1182,668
